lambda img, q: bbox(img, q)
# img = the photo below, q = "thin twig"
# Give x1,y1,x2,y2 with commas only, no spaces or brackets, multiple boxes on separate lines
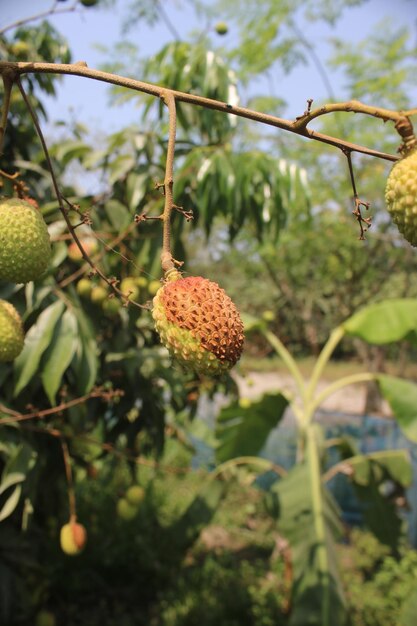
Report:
16,78,146,309
0,1,79,36
0,387,123,425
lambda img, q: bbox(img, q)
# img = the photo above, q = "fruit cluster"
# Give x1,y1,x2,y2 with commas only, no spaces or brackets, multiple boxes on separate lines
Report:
75,273,161,314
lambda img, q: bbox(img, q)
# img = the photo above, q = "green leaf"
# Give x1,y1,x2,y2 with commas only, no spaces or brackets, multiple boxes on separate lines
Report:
72,305,98,394
343,298,417,345
105,199,132,230
347,449,412,548
377,374,417,443
0,485,22,522
266,461,347,626
41,309,78,404
0,473,25,496
216,392,288,462
399,586,417,626
13,300,65,396
170,479,226,551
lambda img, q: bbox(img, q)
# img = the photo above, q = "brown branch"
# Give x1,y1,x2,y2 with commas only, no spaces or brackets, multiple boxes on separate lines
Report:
0,61,401,162
160,90,177,274
61,438,77,521
0,71,14,155
0,387,123,425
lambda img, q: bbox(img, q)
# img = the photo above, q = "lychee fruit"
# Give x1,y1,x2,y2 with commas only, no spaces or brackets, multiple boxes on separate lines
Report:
152,270,244,376
60,520,87,555
116,497,138,520
215,21,229,35
76,278,93,298
385,147,417,246
125,485,145,506
0,198,51,283
0,299,25,362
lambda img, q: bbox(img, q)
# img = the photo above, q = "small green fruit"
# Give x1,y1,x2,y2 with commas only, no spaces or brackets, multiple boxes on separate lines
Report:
262,310,275,322
90,285,108,305
385,147,417,246
35,610,56,626
76,278,93,298
238,397,252,409
120,276,140,301
117,497,138,520
80,0,99,6
102,297,121,315
125,485,145,506
0,198,51,283
0,300,25,362
60,520,87,555
10,41,30,57
136,276,148,288
215,21,228,35
148,279,162,296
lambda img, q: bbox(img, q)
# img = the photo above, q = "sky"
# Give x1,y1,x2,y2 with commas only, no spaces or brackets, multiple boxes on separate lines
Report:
1,0,417,134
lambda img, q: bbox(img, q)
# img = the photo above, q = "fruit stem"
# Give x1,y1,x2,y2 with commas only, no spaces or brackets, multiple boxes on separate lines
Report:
161,90,177,275
394,116,417,155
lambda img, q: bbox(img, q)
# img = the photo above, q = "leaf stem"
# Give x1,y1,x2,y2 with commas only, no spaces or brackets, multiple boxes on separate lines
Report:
304,326,345,421
308,372,376,417
264,329,307,404
307,426,330,626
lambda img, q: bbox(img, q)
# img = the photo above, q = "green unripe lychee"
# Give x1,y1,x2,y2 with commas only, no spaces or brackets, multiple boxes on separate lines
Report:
152,270,244,376
0,198,51,283
80,0,99,6
76,278,93,298
215,21,228,35
148,279,162,296
120,276,140,301
60,520,87,555
136,276,148,288
0,299,24,362
102,297,121,315
116,497,138,520
90,285,108,305
385,148,417,246
125,485,145,506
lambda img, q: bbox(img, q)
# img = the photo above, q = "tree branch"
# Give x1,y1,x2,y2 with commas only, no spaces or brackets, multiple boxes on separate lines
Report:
0,61,402,162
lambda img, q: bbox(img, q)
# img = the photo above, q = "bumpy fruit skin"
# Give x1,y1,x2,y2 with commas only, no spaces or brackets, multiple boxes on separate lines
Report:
60,521,87,555
0,299,24,362
385,148,417,246
0,198,51,283
152,271,244,376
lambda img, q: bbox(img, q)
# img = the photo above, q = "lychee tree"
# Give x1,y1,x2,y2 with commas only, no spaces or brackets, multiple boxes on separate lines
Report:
0,4,417,625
